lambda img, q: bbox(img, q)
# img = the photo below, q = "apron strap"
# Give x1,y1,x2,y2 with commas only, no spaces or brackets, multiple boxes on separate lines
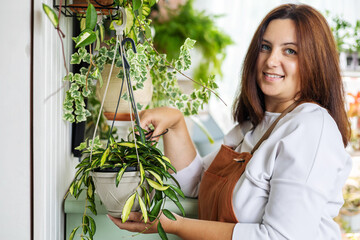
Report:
250,101,302,155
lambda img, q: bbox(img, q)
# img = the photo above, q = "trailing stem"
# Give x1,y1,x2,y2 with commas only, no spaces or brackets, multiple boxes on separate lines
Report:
135,15,227,106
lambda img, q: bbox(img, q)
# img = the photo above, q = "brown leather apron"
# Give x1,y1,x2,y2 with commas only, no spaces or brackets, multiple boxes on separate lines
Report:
198,101,301,222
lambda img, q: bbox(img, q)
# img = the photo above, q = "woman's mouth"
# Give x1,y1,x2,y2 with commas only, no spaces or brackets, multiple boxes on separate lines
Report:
263,72,284,81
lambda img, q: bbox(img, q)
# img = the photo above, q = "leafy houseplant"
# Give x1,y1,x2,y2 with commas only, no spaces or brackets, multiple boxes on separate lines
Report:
42,2,222,239
65,35,216,123
67,16,187,237
68,130,185,240
327,12,360,70
43,1,220,124
340,177,360,233
328,13,352,53
151,0,233,84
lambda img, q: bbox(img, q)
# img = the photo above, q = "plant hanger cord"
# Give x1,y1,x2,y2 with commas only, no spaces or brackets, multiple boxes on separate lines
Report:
89,7,142,168
118,39,142,167
89,34,120,163
89,7,126,163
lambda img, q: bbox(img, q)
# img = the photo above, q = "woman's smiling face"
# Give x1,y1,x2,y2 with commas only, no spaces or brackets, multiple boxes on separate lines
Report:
256,19,301,112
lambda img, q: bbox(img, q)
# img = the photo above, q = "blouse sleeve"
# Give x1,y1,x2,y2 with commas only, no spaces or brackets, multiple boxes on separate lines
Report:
233,108,352,240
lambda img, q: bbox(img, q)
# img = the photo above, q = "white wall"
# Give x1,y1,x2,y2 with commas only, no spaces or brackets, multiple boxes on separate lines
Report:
0,1,31,240
33,0,77,240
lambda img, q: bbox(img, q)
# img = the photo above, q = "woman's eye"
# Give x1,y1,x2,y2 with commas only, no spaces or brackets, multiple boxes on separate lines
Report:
261,44,271,51
285,48,297,55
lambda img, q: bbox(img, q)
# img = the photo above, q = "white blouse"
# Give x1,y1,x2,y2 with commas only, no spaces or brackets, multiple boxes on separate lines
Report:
172,103,352,240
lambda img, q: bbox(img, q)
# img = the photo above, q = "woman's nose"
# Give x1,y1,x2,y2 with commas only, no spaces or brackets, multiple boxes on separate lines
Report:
266,50,281,67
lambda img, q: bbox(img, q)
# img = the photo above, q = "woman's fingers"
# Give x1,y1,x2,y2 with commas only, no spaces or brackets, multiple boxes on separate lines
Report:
127,212,144,222
107,213,158,233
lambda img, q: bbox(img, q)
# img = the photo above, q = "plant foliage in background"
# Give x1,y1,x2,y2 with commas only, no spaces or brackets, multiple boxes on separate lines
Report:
151,0,233,83
43,1,221,124
326,11,360,54
68,131,186,240
65,35,218,123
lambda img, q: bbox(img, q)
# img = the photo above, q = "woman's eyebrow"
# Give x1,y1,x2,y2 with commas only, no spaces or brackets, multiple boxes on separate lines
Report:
262,39,298,46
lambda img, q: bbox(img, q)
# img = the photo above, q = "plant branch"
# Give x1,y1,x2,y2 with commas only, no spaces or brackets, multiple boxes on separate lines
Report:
135,16,227,106
57,29,69,75
56,0,69,75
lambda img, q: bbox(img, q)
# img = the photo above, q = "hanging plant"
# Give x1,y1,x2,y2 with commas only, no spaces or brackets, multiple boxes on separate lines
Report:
68,131,185,240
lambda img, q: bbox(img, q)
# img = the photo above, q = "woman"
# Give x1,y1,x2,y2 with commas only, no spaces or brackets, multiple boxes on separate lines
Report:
109,4,352,240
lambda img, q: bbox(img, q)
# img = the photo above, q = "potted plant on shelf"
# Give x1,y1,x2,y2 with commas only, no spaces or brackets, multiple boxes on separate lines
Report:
340,177,360,233
354,20,360,71
327,12,354,70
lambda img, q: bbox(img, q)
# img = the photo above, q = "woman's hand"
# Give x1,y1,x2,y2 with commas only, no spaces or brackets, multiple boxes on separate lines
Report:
140,107,196,172
139,107,183,142
107,211,178,235
108,211,236,240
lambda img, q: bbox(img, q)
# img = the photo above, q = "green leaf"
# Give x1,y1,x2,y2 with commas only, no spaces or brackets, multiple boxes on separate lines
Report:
169,185,185,199
164,160,177,173
142,5,151,17
88,215,96,236
87,205,97,215
86,3,97,30
157,222,168,240
87,182,93,198
146,178,169,191
117,142,138,148
161,156,171,163
139,163,145,184
99,23,105,42
132,0,142,11
42,4,58,28
155,157,167,169
63,113,75,123
100,147,110,166
175,201,185,216
121,193,136,223
149,0,157,7
95,29,100,51
82,215,89,230
75,141,87,151
69,182,75,196
75,29,97,48
115,166,127,187
164,188,178,202
70,53,81,64
162,209,176,221
149,199,163,221
147,170,163,185
138,194,148,223
69,226,80,240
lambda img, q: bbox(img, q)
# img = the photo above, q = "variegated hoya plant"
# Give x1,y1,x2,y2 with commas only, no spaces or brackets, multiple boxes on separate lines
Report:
43,1,219,123
68,128,186,240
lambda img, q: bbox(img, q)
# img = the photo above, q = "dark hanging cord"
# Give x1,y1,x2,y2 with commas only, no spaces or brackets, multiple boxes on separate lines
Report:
106,37,146,146
106,68,126,148
121,37,146,143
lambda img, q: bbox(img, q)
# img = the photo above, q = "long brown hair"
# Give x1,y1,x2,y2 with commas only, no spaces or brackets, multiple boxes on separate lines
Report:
232,4,350,146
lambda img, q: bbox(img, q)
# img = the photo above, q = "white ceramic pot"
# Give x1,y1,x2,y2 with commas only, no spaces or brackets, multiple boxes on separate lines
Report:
91,171,147,218
96,65,153,113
